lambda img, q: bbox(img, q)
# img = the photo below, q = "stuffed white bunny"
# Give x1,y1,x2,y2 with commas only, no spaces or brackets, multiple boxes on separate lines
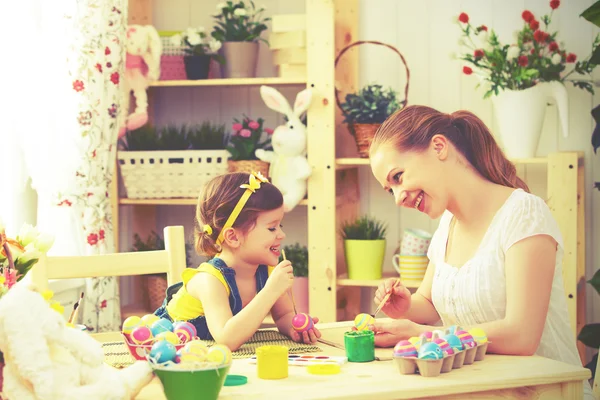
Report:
256,85,313,212
0,282,153,399
119,24,162,138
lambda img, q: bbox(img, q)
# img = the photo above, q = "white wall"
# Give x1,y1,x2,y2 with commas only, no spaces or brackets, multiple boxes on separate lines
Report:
119,0,600,329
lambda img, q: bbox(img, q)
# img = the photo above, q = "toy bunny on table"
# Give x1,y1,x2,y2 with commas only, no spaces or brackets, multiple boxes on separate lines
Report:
256,85,313,212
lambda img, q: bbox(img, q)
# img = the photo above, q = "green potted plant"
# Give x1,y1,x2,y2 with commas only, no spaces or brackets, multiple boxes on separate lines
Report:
340,215,387,280
169,27,225,80
211,1,271,78
225,115,274,178
281,243,309,313
339,84,401,158
577,269,599,390
188,122,227,150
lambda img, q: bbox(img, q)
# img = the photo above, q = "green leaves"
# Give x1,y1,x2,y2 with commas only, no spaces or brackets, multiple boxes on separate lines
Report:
225,116,272,161
340,216,387,240
188,122,227,150
581,1,600,28
281,243,309,277
211,1,270,43
119,123,227,151
340,84,401,126
578,323,600,348
588,269,600,296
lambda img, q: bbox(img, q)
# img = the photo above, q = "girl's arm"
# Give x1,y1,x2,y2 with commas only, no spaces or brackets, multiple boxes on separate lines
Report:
416,234,556,356
187,273,281,351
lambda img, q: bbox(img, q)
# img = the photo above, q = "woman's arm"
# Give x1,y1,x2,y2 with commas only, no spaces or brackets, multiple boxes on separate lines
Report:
187,273,280,351
416,234,556,355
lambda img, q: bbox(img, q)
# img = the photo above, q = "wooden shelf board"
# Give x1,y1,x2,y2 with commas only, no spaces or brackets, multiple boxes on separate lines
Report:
337,272,421,289
150,77,306,88
335,156,549,168
120,198,309,206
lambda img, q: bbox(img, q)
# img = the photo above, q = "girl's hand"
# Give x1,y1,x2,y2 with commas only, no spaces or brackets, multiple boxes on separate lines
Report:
265,260,294,296
289,316,322,344
374,278,412,318
369,319,419,348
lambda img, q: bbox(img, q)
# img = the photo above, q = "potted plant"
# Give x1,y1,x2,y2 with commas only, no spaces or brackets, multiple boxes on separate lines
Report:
340,215,387,280
169,27,224,80
117,123,229,199
211,1,271,78
225,115,274,177
455,1,599,158
339,84,401,158
281,243,309,313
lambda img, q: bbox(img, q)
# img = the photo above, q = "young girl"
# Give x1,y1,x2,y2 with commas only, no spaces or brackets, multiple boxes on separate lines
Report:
367,105,593,398
154,171,321,351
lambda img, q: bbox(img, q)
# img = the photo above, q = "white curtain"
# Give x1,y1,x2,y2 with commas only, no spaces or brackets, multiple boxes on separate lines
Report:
1,0,128,332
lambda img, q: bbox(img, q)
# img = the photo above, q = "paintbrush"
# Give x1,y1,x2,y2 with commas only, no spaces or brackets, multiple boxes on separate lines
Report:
282,249,298,315
68,292,84,325
318,338,345,350
372,278,401,317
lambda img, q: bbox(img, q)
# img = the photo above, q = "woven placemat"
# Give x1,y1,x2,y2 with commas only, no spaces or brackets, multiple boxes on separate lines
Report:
102,330,322,369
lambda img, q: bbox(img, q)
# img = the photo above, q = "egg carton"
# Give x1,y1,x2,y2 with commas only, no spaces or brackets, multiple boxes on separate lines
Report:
394,342,489,377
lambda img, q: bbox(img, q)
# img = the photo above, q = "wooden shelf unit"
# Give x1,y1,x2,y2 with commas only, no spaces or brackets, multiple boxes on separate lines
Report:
149,77,306,87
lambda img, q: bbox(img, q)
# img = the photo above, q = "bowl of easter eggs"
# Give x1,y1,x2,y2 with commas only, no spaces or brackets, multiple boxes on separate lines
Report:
121,314,199,360
150,340,233,400
393,326,489,377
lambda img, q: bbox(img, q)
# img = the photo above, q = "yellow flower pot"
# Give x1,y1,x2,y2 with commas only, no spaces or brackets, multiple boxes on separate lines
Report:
344,239,386,280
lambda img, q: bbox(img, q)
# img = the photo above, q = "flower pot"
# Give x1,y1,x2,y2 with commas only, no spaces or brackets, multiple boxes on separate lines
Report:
219,42,259,78
351,123,381,158
491,81,569,159
227,159,270,178
183,55,211,80
344,239,386,280
292,276,309,314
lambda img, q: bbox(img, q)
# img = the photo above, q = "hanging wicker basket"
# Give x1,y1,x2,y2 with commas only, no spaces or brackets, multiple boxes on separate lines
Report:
147,274,168,312
335,40,410,158
227,159,270,178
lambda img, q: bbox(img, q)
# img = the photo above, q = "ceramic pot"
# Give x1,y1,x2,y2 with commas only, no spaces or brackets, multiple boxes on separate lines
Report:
183,55,211,80
219,41,259,78
344,239,386,280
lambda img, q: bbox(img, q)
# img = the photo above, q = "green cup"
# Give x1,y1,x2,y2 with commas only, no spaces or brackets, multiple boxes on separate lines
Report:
153,364,231,400
344,330,375,362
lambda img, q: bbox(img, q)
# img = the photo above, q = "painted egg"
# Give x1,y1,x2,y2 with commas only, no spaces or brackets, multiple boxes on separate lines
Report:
173,321,197,338
446,325,459,335
292,313,314,332
174,328,192,344
179,340,209,363
456,330,476,348
393,340,418,358
433,337,454,356
149,340,177,363
207,344,232,365
353,313,375,331
130,325,153,344
443,333,464,352
174,350,182,364
468,327,488,344
154,331,180,345
140,314,160,327
418,342,444,360
122,316,141,334
408,336,421,350
151,318,174,336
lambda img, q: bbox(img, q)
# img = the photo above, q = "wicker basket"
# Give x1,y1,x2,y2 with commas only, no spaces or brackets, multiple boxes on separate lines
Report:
146,275,168,312
227,159,270,178
335,40,410,158
118,149,229,199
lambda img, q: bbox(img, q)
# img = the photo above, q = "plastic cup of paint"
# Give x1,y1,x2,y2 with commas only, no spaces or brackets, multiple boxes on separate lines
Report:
344,330,375,362
256,345,288,380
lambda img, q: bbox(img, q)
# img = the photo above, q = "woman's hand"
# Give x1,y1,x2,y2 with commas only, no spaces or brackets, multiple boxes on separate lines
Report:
374,278,412,318
369,319,420,348
289,316,322,344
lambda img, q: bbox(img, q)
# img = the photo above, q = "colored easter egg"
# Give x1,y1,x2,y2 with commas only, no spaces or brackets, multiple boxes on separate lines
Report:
433,337,454,356
150,340,177,363
122,316,141,334
418,342,444,360
174,350,182,364
393,340,418,358
408,336,421,350
443,333,464,352
292,313,314,332
173,321,197,338
151,318,174,336
179,340,209,363
468,327,488,344
207,344,232,365
456,330,476,349
174,328,192,344
131,325,153,344
353,313,375,331
446,325,459,335
155,331,180,345
140,314,160,327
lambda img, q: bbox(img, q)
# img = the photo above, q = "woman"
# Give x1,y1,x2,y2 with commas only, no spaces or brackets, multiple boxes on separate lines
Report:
369,105,592,398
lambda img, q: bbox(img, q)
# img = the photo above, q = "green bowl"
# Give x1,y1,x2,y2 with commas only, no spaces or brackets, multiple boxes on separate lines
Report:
153,364,231,400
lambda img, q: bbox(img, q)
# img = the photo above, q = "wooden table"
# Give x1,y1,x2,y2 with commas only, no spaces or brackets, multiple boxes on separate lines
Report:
94,321,590,399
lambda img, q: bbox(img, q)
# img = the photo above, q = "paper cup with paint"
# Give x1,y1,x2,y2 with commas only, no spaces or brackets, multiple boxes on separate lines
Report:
399,228,432,256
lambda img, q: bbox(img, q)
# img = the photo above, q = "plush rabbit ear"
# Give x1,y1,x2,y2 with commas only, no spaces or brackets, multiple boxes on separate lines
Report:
260,85,294,116
143,25,162,81
293,88,313,118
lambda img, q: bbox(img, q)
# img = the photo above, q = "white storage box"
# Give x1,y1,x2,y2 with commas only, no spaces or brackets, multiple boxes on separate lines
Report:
118,150,230,199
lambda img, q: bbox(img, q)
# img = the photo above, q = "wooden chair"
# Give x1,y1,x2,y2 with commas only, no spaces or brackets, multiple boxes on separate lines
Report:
28,225,187,316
